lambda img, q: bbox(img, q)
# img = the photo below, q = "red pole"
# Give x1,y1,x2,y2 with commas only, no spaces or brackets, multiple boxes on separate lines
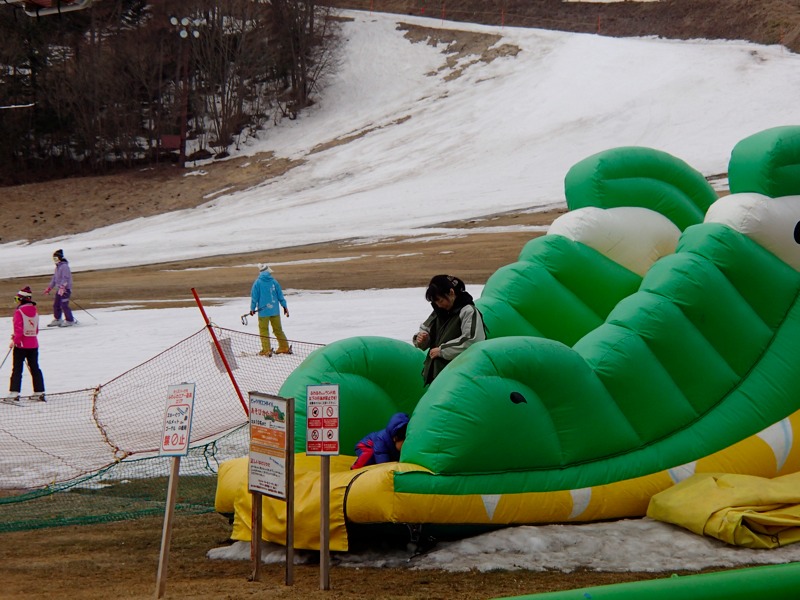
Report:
191,288,249,416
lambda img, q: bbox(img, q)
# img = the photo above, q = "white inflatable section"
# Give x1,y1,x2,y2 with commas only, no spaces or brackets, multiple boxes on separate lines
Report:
547,207,681,276
568,488,592,520
757,418,793,472
705,193,800,271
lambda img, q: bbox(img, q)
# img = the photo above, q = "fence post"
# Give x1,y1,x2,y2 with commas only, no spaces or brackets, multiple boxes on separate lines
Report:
191,288,249,416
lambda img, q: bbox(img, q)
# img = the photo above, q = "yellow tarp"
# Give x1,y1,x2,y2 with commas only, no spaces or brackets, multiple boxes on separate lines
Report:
647,471,800,548
218,453,359,551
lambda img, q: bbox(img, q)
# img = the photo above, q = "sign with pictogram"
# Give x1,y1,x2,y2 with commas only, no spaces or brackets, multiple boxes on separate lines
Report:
249,392,289,499
306,384,339,456
159,383,195,456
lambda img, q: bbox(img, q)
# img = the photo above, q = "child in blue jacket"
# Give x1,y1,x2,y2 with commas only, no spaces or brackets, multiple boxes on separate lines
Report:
351,412,409,470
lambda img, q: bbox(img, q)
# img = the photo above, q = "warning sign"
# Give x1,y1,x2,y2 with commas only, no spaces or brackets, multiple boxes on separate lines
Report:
306,384,339,456
159,383,195,456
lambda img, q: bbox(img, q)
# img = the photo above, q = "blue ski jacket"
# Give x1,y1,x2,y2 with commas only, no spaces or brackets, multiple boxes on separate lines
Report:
250,271,287,317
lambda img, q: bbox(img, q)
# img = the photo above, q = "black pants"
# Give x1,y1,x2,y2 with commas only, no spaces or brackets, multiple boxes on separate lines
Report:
9,347,45,394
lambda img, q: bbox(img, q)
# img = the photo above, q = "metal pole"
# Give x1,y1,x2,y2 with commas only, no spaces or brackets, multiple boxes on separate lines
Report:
0,347,11,371
178,40,189,169
191,288,249,416
320,455,330,590
71,299,98,321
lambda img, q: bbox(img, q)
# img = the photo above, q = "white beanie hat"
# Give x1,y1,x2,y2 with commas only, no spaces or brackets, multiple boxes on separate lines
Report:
257,263,273,273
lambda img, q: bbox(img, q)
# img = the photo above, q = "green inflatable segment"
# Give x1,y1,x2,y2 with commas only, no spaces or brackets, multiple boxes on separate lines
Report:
403,336,640,474
272,134,800,504
495,561,800,600
601,289,741,408
564,146,718,231
478,234,642,345
278,336,426,454
729,125,800,196
280,234,643,459
397,224,800,495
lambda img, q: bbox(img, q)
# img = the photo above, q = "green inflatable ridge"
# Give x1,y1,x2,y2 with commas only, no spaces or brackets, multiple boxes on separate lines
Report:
728,125,800,197
564,146,718,231
478,234,642,346
397,224,800,495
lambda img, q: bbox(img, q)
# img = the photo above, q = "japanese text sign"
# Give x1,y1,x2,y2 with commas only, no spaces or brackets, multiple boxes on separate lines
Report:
306,384,339,456
159,383,195,456
249,392,289,499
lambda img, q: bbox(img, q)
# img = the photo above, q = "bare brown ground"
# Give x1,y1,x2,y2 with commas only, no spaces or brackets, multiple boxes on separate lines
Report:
0,512,679,600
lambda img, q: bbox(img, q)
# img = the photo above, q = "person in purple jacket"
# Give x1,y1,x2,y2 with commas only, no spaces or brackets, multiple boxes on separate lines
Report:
6,287,45,402
43,249,76,327
351,412,410,470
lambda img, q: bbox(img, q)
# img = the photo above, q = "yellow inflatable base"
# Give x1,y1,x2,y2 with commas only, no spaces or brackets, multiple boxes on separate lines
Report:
214,411,800,551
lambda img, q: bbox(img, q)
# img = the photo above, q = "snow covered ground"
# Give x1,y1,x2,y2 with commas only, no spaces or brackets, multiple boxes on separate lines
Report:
209,517,800,573
2,10,799,276
3,8,800,577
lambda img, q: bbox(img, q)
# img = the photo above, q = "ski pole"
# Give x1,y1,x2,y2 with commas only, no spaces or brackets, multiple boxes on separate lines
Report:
241,304,269,326
71,299,98,321
0,347,11,371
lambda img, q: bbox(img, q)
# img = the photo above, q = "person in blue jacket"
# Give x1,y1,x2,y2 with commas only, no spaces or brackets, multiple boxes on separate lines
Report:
249,263,290,356
351,412,409,470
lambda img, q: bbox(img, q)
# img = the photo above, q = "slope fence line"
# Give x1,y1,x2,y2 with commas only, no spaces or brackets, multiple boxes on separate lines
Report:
0,326,324,532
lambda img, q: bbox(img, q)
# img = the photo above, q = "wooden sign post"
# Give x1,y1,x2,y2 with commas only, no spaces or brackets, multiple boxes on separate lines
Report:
248,392,295,585
305,384,340,591
155,383,196,599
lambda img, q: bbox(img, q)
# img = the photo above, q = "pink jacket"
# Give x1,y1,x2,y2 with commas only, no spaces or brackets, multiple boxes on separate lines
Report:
12,303,39,349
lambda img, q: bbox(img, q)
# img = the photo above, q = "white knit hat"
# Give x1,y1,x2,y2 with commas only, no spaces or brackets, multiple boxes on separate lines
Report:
257,263,273,273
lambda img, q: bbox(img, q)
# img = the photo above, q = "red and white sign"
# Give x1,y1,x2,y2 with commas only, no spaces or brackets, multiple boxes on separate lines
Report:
159,383,195,456
306,384,339,456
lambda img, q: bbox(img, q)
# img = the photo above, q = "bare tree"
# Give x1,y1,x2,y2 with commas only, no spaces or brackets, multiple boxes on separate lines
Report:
268,0,341,119
0,0,341,181
192,0,271,155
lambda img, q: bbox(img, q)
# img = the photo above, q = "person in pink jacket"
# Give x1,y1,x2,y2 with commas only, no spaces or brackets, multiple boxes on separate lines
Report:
6,287,45,402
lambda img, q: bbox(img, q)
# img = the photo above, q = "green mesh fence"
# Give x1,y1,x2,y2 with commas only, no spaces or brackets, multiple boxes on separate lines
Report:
0,326,323,532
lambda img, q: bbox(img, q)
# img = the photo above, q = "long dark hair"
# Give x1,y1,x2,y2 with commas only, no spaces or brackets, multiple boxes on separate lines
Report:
425,274,466,303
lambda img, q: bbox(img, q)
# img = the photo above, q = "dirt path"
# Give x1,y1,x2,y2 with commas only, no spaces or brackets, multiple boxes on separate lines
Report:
0,512,676,600
0,207,564,316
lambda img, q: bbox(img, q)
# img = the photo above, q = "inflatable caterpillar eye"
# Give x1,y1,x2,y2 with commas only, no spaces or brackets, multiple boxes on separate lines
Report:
510,392,527,404
795,220,800,245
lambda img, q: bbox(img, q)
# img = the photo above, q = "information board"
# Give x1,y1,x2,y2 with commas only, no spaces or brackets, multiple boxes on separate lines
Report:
249,392,289,500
